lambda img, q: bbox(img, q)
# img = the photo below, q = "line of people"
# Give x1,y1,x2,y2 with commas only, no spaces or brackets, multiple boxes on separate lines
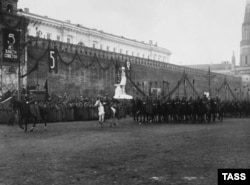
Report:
132,95,250,124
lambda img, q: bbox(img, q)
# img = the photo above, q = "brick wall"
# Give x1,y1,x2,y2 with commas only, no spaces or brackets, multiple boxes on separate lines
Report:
26,37,241,100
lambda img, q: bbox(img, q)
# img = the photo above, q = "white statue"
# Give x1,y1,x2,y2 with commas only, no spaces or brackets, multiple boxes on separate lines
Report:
113,66,133,99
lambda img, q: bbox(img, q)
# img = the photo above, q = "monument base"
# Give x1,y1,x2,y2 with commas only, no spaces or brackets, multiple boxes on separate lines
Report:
114,94,133,100
113,84,133,100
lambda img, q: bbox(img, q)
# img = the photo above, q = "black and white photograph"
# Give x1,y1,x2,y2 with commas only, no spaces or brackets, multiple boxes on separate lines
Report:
0,0,250,184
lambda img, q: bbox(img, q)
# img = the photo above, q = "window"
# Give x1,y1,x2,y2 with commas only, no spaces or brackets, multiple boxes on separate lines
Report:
107,46,109,51
113,47,116,52
57,35,61,41
126,50,128,55
93,43,96,48
67,37,71,43
100,44,103,50
47,33,51,40
245,56,248,65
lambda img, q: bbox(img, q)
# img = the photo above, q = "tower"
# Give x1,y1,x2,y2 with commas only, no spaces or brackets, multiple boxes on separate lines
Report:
0,0,18,14
240,0,250,66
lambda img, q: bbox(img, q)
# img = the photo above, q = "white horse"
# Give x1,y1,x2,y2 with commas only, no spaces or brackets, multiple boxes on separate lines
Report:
94,98,118,128
94,99,105,127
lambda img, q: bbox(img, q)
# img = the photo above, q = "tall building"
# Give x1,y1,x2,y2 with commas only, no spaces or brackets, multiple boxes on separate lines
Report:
236,0,250,95
241,0,250,67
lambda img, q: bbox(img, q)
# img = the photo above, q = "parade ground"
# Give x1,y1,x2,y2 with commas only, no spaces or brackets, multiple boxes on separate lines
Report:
1,118,250,185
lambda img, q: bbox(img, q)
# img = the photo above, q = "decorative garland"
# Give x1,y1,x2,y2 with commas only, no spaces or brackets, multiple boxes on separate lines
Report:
21,59,38,78
28,47,49,62
56,48,78,66
217,78,237,100
76,53,93,68
126,74,146,96
21,47,49,78
161,72,199,102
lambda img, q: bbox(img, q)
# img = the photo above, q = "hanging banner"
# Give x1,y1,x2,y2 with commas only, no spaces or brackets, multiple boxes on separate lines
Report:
2,28,20,63
48,49,58,73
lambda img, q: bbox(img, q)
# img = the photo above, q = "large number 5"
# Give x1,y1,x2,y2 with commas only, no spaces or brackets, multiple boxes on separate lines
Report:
7,33,16,45
50,50,55,69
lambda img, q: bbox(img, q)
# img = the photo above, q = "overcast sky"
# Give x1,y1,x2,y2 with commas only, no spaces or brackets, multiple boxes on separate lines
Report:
19,0,246,65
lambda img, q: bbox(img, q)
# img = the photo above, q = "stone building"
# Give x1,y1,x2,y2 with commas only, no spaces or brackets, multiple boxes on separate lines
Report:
18,8,171,63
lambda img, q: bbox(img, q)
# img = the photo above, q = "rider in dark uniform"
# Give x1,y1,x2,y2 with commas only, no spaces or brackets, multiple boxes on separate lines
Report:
26,92,41,121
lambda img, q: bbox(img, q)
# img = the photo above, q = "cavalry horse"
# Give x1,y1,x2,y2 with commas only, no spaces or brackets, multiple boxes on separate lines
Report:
94,98,118,128
133,97,153,124
11,97,47,132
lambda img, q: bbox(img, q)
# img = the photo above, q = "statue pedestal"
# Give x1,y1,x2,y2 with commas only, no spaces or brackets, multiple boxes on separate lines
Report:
113,84,133,100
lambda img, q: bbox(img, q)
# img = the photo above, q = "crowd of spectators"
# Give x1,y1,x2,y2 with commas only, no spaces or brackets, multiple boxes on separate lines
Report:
0,91,131,125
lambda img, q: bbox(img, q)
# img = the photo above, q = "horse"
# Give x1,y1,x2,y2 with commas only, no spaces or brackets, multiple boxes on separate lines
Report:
94,98,118,128
134,97,154,124
11,98,47,132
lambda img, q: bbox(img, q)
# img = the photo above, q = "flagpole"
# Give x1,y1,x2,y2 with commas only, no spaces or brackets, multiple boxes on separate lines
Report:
193,79,195,98
17,30,22,101
36,61,39,89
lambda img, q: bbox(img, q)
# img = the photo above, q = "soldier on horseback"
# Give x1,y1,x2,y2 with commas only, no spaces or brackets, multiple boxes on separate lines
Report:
25,92,41,121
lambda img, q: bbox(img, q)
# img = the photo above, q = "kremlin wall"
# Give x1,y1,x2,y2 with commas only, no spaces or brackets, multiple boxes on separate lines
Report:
0,0,243,100
25,36,241,100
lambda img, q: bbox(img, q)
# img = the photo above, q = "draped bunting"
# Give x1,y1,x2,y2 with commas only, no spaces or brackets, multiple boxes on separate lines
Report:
23,45,125,79
126,74,146,97
21,47,49,78
56,48,78,65
21,60,38,78
185,76,199,96
161,72,200,103
217,78,237,100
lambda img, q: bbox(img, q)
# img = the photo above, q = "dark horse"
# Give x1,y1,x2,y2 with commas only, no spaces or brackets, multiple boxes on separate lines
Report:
12,98,47,132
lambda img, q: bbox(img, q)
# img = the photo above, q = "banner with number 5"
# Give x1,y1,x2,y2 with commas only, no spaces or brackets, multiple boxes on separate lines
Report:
3,28,20,63
48,49,58,73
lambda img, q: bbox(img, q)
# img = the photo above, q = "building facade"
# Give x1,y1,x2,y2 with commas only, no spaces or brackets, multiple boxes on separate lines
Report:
18,8,171,63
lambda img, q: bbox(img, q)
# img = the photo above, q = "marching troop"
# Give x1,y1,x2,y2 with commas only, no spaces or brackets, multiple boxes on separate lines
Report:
132,95,250,124
1,91,250,125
